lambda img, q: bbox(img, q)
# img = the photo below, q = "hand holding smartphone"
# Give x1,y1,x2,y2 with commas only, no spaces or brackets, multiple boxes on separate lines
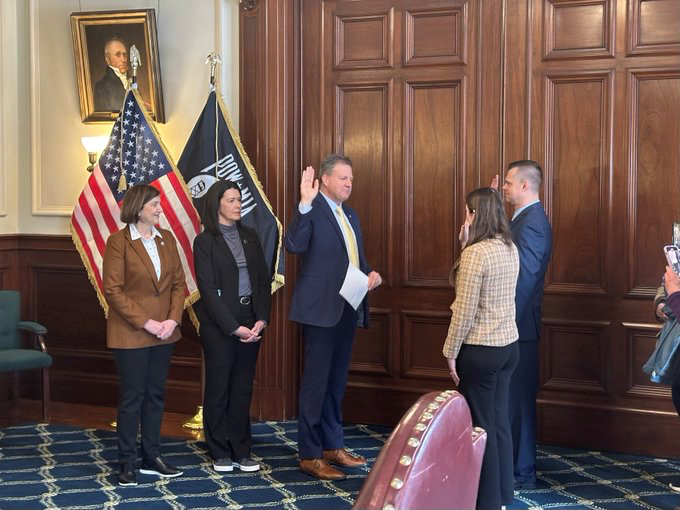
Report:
664,245,680,276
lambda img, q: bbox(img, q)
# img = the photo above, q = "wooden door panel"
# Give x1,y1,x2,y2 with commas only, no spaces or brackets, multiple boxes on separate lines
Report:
545,72,611,294
629,0,680,55
405,81,461,286
622,322,667,399
334,82,391,280
401,311,450,379
541,320,609,394
628,72,680,295
543,0,614,60
351,309,392,376
404,5,468,65
333,7,394,69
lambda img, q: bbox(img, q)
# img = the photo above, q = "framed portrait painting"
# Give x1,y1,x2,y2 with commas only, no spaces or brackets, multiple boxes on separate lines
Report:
70,9,165,123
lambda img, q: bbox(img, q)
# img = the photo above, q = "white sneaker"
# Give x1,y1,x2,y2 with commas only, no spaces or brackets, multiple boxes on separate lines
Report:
670,482,680,493
233,458,260,472
213,458,234,472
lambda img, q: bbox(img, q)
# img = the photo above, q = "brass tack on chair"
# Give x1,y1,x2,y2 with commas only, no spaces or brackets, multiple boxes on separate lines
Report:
414,422,426,432
435,395,446,402
399,455,412,466
421,411,433,420
407,437,420,447
428,402,440,410
382,504,396,510
390,478,404,489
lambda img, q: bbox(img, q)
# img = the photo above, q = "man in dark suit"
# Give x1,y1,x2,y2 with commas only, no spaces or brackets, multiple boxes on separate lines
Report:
500,160,553,488
285,154,382,480
94,38,128,112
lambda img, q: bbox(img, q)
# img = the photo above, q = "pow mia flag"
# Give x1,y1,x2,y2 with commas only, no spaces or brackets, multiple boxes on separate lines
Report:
178,91,284,292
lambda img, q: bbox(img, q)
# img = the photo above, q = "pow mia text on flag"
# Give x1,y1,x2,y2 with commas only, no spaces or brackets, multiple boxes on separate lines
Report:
187,153,258,217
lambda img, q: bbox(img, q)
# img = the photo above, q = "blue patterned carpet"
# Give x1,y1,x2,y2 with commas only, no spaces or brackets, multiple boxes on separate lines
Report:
1,421,680,509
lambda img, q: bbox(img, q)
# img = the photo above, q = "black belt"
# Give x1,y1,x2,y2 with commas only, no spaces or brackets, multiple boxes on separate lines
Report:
239,296,252,305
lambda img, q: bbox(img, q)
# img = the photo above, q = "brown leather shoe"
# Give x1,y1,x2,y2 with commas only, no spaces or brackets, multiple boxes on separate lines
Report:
322,448,367,467
299,458,346,480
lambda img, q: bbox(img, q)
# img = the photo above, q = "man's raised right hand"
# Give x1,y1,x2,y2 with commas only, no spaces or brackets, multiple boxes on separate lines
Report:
300,166,319,207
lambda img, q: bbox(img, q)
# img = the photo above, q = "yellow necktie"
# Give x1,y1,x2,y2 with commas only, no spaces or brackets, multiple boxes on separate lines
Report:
336,206,360,267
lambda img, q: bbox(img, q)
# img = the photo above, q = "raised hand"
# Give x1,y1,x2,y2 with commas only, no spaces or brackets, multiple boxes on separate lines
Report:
459,221,470,249
300,166,319,206
490,174,499,190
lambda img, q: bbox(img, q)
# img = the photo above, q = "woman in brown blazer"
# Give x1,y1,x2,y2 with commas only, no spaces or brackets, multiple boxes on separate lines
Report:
103,184,186,486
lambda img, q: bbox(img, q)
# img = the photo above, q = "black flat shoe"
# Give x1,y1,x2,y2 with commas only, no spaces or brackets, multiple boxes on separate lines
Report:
140,456,183,478
118,463,137,486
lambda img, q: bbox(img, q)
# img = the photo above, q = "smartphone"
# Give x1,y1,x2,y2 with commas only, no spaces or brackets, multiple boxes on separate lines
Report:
664,245,680,276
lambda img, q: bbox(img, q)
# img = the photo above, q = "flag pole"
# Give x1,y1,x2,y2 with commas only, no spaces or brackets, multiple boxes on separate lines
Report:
182,52,222,432
206,52,222,179
111,44,143,428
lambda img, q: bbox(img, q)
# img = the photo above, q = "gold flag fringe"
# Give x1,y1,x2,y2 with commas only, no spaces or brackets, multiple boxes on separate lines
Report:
69,223,110,317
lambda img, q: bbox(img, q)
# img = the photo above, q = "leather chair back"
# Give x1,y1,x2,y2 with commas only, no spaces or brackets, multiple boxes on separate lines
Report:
0,290,21,350
353,390,486,510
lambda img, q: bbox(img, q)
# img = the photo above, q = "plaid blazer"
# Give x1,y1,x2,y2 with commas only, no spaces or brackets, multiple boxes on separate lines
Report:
443,237,519,359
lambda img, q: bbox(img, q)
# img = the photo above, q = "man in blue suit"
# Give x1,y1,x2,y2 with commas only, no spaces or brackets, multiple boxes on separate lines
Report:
500,160,553,488
285,154,382,480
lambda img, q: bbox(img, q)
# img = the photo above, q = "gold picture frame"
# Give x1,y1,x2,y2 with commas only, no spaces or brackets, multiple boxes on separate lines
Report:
70,9,165,123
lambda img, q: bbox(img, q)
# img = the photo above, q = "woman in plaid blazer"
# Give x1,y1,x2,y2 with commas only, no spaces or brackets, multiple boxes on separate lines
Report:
443,187,520,510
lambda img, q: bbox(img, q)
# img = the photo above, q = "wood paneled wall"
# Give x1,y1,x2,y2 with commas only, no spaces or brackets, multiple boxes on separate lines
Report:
3,0,679,459
280,0,680,457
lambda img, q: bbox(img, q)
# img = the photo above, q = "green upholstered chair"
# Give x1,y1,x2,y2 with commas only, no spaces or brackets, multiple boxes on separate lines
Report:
0,290,52,422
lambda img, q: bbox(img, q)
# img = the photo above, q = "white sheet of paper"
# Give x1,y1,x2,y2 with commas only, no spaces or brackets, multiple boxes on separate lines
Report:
339,264,369,310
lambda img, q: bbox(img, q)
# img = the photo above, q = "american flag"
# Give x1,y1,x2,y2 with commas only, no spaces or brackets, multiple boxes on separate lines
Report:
70,89,200,315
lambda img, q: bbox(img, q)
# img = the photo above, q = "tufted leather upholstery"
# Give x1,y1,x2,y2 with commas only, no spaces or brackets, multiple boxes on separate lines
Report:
353,390,486,510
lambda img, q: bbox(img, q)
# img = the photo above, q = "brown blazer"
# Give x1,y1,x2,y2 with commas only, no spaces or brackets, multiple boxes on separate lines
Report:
103,225,186,349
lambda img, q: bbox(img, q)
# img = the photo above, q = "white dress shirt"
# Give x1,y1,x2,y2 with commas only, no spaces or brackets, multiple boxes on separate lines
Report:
129,224,163,280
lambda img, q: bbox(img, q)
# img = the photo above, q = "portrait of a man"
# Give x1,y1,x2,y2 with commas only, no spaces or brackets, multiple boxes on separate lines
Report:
93,37,129,112
71,10,165,123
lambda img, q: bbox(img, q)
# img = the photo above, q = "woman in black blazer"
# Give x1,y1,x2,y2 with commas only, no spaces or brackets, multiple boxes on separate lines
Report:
193,180,272,473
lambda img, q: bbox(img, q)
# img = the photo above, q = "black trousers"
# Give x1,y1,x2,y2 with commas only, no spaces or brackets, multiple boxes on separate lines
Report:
112,342,174,464
202,303,260,461
298,302,357,459
457,342,519,510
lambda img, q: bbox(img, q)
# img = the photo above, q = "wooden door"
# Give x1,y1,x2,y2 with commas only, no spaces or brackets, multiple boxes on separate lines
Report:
297,0,680,457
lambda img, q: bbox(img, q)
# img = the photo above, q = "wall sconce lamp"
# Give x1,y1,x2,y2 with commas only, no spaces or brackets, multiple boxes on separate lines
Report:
80,136,110,172
239,0,257,11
